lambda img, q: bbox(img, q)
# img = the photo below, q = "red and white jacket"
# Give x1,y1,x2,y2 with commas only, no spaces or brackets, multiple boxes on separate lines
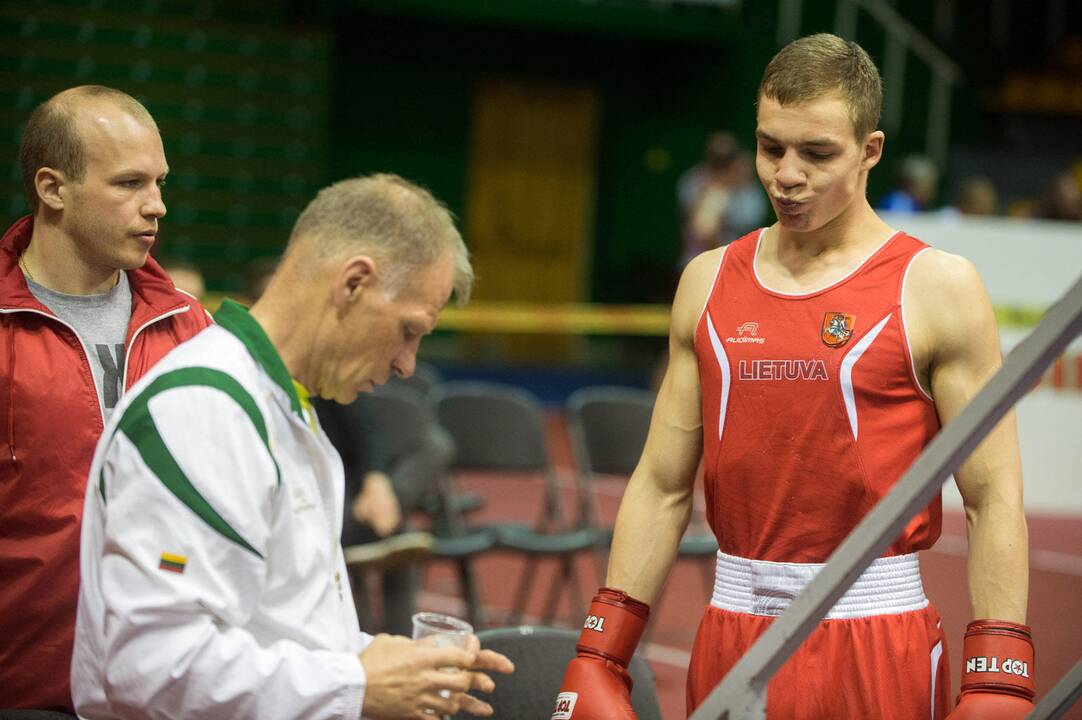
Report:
0,215,211,711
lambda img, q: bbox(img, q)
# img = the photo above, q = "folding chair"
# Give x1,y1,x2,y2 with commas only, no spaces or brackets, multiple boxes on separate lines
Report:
451,625,661,720
359,384,496,629
388,363,487,522
565,385,656,569
566,386,718,635
432,381,601,626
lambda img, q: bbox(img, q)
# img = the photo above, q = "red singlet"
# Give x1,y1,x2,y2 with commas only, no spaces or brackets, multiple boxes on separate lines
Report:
695,229,941,562
686,229,950,719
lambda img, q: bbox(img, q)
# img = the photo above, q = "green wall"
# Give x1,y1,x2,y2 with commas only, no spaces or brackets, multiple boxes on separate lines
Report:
1,0,330,293
327,1,764,303
4,0,942,300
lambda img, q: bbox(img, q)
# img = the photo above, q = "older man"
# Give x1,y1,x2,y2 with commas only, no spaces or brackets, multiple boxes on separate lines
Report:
72,174,513,719
0,86,210,712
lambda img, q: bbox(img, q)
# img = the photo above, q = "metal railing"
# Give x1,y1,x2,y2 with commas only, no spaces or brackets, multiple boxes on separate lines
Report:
776,0,964,167
689,272,1082,719
1030,658,1082,720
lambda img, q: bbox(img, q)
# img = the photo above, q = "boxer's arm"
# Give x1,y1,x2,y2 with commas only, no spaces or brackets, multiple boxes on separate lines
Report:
552,253,718,719
606,249,716,605
910,249,1028,622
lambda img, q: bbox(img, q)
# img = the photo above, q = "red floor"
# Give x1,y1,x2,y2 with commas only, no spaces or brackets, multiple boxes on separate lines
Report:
415,415,1082,719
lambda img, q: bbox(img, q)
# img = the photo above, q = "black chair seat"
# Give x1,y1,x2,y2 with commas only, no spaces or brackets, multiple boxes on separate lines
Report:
431,529,497,557
422,490,485,517
679,533,719,555
452,626,662,720
495,525,601,554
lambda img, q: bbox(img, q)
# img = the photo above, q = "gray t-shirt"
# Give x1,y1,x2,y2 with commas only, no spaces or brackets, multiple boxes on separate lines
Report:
25,272,133,422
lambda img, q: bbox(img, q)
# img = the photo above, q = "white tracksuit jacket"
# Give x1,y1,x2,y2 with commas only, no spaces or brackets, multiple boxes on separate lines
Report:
72,301,373,719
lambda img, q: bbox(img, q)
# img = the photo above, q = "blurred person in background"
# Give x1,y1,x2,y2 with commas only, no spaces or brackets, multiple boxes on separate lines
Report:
158,255,207,300
0,85,211,713
1036,170,1082,221
314,392,451,636
936,175,1000,220
244,255,281,304
954,174,1001,216
879,153,939,213
72,174,513,720
677,131,767,268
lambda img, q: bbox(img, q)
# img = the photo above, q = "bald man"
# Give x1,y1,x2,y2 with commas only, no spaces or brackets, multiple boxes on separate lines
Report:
72,174,513,719
0,86,211,711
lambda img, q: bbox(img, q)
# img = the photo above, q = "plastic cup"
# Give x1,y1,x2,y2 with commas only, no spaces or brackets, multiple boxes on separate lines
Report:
411,611,473,647
411,612,474,717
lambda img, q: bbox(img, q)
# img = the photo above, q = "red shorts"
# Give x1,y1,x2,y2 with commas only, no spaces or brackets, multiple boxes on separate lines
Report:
686,603,950,719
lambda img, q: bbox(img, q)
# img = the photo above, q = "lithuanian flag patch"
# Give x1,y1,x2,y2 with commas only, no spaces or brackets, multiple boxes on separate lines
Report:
159,552,187,574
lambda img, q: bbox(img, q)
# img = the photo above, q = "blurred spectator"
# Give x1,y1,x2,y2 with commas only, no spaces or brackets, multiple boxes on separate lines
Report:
314,396,449,635
1037,171,1082,221
879,154,938,213
244,255,281,303
158,256,206,299
954,175,1001,216
677,131,766,267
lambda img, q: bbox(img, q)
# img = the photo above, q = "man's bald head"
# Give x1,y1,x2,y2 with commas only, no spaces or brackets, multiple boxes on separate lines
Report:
19,85,158,212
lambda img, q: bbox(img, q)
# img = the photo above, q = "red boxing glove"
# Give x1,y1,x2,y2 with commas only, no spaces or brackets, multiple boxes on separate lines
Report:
947,619,1036,719
551,587,650,720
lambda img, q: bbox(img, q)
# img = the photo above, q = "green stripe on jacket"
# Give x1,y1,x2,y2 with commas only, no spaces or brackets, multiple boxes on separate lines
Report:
106,367,277,558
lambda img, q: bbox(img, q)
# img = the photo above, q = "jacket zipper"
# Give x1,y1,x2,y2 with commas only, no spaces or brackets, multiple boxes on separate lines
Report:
293,407,353,628
1,304,192,427
122,305,191,392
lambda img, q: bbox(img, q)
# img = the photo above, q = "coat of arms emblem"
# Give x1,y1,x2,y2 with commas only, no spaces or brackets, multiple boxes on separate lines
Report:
821,312,856,347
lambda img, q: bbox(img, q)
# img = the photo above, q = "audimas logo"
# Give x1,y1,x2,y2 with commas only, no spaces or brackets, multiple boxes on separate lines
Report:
726,321,766,344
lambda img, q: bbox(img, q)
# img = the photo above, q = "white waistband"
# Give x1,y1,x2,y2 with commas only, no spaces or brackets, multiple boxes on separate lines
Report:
711,550,928,620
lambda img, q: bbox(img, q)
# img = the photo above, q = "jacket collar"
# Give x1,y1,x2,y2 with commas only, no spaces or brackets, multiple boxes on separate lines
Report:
0,215,192,322
213,299,304,419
